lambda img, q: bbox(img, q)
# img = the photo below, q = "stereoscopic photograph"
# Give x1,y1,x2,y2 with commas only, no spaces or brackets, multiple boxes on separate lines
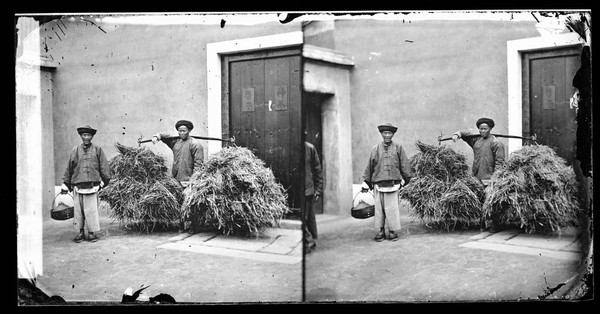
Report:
15,10,592,305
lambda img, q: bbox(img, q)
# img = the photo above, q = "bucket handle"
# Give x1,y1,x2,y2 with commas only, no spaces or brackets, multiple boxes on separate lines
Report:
352,189,374,203
53,190,74,208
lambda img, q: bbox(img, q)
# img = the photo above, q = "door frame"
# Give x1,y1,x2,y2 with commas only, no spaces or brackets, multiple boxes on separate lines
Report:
206,31,303,156
506,32,584,155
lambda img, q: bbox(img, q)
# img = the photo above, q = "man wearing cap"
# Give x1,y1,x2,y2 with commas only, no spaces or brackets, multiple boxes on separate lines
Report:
361,123,413,242
152,120,204,184
152,120,204,233
452,117,506,232
61,125,111,243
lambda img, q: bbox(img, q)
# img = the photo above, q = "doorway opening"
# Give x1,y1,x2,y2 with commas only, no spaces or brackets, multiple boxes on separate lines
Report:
303,91,331,215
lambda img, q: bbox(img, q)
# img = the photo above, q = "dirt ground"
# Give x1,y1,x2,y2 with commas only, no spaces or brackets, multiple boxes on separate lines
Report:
35,206,302,304
21,197,591,305
303,211,590,303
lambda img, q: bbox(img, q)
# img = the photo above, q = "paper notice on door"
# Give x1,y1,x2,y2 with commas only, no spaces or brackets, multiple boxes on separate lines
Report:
266,85,288,111
542,85,556,110
242,87,255,112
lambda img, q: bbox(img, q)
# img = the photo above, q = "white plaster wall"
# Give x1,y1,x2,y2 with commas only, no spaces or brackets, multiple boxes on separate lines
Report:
16,17,44,278
304,61,354,216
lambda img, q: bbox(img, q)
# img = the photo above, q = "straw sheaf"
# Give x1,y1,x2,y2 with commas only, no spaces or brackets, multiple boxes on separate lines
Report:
180,146,289,237
99,143,184,233
399,141,484,231
483,144,581,233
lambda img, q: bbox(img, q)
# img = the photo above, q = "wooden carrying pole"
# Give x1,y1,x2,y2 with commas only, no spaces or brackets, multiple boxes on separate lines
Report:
138,135,235,146
437,133,537,145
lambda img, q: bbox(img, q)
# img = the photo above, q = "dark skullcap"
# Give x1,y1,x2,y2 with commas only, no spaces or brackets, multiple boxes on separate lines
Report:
476,118,495,128
175,120,194,130
77,125,97,135
377,123,398,133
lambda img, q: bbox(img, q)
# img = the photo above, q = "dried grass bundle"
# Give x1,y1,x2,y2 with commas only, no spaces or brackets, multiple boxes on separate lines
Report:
483,145,581,233
111,143,169,183
412,140,470,182
399,141,484,230
399,175,446,222
438,179,484,230
181,146,289,237
99,143,183,233
136,180,183,231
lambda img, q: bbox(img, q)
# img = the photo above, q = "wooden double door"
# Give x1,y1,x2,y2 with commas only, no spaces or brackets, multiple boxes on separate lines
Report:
223,47,303,210
522,45,582,165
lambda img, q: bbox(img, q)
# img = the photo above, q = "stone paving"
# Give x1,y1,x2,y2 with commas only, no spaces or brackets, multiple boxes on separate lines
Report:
460,228,583,261
158,228,302,264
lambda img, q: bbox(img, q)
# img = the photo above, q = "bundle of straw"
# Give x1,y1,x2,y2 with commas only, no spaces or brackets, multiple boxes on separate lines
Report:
99,143,184,232
111,143,169,183
483,144,580,233
399,141,484,230
399,175,446,222
412,141,470,182
438,179,483,229
180,146,289,237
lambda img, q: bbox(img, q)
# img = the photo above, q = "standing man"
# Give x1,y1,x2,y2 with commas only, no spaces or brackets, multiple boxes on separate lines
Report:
152,120,204,233
304,140,323,254
362,123,413,242
152,120,204,185
452,117,506,232
61,125,111,243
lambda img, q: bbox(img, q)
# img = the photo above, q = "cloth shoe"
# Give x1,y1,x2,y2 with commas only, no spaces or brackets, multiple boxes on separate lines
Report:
73,233,85,243
305,243,316,254
388,231,399,241
87,232,98,242
374,231,386,242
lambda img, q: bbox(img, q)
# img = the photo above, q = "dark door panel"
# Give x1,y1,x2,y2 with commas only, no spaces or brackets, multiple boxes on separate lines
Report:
226,50,303,209
523,46,581,165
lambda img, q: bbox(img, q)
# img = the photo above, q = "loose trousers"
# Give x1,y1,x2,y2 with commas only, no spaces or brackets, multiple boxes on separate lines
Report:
303,195,318,248
373,187,401,231
72,190,101,233
481,180,499,228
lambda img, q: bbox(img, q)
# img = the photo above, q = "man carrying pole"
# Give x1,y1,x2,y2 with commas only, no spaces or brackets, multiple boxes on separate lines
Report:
152,120,204,186
452,117,506,232
152,120,204,233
